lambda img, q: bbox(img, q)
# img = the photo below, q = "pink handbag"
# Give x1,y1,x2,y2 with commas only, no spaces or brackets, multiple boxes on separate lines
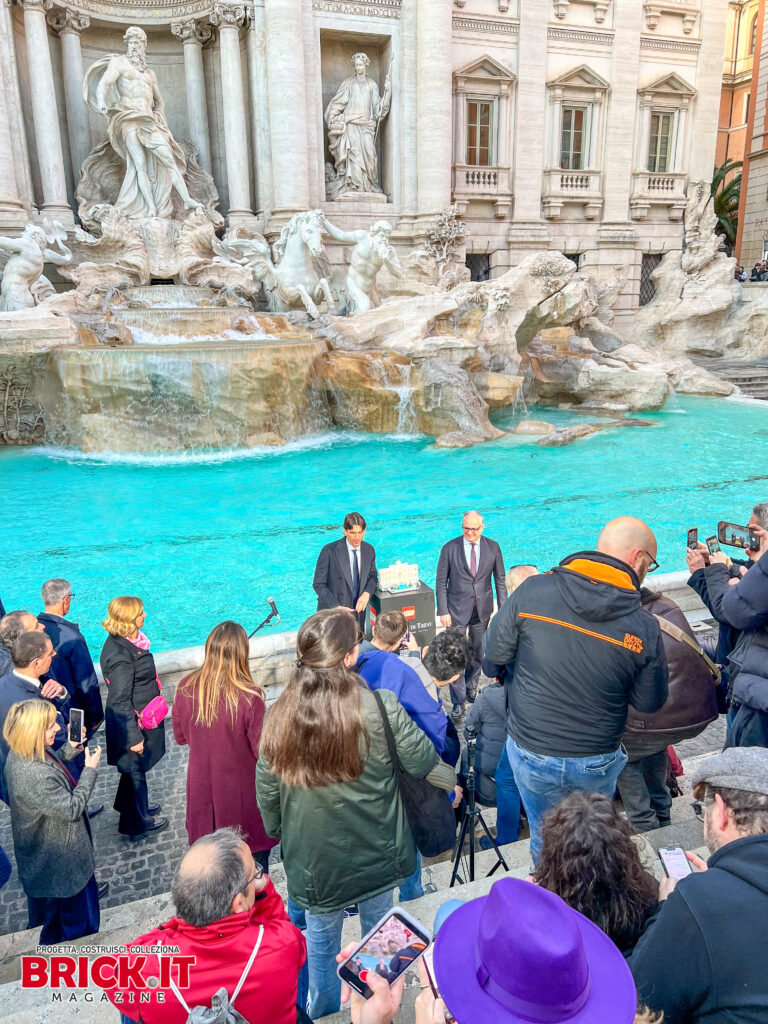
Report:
136,693,169,730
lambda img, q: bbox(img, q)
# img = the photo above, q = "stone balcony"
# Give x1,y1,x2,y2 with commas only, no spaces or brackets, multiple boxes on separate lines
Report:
452,163,513,219
630,170,688,221
541,168,603,221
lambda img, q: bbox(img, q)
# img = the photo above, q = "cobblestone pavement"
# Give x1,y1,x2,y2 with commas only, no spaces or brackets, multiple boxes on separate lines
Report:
0,697,728,937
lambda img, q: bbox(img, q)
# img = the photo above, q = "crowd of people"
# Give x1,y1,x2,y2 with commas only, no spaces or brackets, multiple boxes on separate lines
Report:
0,502,767,1023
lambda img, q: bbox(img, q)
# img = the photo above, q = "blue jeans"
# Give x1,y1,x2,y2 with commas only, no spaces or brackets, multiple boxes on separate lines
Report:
305,889,393,1018
287,898,309,1014
506,737,627,865
494,744,522,845
398,852,424,901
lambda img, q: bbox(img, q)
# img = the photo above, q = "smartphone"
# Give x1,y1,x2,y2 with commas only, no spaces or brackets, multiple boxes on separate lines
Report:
336,907,432,999
717,521,760,550
658,846,693,880
421,945,457,1023
68,707,84,746
706,535,721,555
687,528,698,550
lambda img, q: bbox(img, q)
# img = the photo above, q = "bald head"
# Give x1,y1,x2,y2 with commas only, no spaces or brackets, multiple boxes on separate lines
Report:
597,517,658,583
462,510,485,541
171,829,251,926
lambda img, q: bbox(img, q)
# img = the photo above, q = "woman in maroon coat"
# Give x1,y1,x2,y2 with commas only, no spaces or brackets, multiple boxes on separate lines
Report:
173,621,277,870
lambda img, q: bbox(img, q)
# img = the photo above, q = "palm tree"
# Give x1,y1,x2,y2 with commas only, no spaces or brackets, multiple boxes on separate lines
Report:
711,159,742,252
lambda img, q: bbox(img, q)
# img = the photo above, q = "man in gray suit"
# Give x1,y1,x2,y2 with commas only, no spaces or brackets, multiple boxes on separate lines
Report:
435,510,507,719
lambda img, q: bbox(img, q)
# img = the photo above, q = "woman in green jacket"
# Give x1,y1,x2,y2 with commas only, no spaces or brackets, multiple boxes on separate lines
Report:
257,608,454,1019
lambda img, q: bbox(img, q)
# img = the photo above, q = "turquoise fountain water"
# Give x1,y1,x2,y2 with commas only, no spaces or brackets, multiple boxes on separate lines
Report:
1,395,766,653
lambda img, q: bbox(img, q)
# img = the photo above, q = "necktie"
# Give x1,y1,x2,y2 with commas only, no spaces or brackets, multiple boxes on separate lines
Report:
470,543,477,577
352,548,360,600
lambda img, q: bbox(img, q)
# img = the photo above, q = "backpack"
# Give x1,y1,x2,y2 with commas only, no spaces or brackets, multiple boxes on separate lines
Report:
168,926,264,1024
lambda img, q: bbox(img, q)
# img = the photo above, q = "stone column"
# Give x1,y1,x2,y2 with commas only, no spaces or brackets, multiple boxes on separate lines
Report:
209,2,252,224
415,0,452,218
601,0,643,223
246,1,273,217
0,76,27,230
263,0,309,216
47,8,91,185
171,18,213,174
22,0,72,222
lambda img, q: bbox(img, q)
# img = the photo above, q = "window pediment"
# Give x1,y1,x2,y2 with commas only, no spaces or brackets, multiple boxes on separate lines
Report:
454,55,516,85
548,64,610,93
639,72,696,99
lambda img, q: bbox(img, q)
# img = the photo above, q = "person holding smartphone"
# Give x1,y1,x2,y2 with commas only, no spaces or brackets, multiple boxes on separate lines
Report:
3,698,103,944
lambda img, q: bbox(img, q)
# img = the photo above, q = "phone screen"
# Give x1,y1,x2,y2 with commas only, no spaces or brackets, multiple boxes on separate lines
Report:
706,535,720,555
68,707,84,745
687,528,698,549
658,846,693,880
337,909,432,999
718,521,758,550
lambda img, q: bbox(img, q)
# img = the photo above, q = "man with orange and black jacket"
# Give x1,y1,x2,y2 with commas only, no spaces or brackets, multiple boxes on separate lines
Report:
483,517,669,862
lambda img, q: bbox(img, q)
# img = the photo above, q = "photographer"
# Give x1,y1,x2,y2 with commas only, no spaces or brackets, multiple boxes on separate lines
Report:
701,526,768,747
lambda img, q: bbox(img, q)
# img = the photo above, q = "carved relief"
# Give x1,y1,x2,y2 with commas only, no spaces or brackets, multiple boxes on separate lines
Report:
209,1,249,27
46,7,90,33
311,0,401,17
171,17,213,43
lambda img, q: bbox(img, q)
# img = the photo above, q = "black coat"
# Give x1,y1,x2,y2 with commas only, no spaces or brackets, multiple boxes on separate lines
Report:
629,834,768,1023
38,613,104,736
462,682,506,805
0,671,69,803
313,539,378,612
100,634,166,774
483,552,668,757
435,536,507,627
704,550,768,713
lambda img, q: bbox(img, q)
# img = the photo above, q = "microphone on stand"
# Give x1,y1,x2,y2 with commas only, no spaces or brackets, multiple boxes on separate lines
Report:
267,597,280,623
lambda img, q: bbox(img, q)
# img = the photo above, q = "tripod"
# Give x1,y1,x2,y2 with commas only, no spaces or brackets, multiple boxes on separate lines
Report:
450,731,509,886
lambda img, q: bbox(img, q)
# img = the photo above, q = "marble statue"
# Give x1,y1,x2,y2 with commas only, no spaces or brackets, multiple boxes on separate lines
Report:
321,216,402,313
83,26,201,220
325,53,391,199
0,222,72,312
214,210,334,318
681,178,721,275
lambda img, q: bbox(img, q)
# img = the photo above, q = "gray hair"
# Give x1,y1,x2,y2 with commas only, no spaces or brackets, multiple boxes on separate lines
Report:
0,611,34,651
41,578,71,607
753,503,768,530
699,783,768,837
171,828,250,927
505,565,539,595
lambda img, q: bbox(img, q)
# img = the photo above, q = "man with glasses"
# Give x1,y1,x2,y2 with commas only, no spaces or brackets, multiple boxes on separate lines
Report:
630,747,768,1023
106,827,309,1024
483,516,668,862
38,578,104,742
435,510,507,719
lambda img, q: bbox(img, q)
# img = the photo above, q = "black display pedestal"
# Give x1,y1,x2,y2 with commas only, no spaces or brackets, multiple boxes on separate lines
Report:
367,581,436,646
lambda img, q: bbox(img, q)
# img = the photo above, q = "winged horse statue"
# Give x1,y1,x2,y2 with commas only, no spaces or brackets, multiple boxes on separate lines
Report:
213,209,334,318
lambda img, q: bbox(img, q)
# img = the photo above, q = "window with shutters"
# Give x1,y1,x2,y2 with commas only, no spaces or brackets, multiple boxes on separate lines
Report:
648,112,674,173
466,100,493,166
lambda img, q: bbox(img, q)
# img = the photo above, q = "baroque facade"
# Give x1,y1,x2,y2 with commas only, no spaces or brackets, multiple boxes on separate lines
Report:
0,0,729,319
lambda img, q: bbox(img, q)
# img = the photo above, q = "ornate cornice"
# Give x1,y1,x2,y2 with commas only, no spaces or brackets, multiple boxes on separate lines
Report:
21,0,53,12
47,5,90,32
171,17,213,43
311,0,401,17
452,15,519,35
209,1,249,27
640,34,700,53
548,26,614,46
44,0,214,21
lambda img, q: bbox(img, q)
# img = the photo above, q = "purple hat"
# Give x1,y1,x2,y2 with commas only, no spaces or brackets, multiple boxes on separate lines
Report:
433,878,636,1024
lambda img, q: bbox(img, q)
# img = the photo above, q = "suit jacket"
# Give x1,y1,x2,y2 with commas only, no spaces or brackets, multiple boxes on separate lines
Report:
38,613,104,736
0,670,69,804
313,538,378,611
435,536,507,626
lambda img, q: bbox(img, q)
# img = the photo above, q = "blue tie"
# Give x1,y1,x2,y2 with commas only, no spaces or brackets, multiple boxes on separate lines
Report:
352,548,360,601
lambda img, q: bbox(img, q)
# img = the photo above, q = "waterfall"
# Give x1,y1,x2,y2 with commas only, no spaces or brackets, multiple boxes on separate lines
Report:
392,362,417,435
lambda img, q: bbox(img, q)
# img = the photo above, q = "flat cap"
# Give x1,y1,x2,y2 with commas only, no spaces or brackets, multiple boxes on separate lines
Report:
691,747,768,797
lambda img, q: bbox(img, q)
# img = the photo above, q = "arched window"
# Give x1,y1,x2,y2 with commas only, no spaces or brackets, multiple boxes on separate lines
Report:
749,14,758,56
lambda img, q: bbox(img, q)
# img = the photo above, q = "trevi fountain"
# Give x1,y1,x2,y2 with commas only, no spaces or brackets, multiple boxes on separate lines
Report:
2,20,768,641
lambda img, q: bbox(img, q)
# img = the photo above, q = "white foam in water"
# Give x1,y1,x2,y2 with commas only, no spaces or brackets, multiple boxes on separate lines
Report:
31,430,424,466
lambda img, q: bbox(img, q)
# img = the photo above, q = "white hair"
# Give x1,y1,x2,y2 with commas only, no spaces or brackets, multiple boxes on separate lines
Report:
41,578,72,606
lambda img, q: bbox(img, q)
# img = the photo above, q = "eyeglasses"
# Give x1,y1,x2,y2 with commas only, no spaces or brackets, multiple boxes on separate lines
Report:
239,864,265,893
643,551,660,573
691,800,705,822
462,526,483,533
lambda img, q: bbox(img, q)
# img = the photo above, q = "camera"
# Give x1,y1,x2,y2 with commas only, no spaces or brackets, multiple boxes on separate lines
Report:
464,724,478,742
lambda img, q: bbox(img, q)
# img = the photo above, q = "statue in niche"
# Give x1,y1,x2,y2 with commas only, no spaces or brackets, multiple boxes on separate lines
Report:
325,52,392,200
321,216,402,313
83,26,202,221
0,222,72,312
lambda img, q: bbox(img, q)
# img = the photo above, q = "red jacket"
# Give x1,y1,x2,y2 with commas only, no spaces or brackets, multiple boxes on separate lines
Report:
105,879,305,1024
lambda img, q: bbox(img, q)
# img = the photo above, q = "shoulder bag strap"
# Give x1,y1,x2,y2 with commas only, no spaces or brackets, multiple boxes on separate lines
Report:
653,615,722,685
372,689,404,788
166,925,264,1013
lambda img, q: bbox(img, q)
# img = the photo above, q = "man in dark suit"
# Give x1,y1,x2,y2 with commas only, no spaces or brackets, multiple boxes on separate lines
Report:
312,512,378,630
0,631,69,802
435,510,507,719
38,578,104,740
